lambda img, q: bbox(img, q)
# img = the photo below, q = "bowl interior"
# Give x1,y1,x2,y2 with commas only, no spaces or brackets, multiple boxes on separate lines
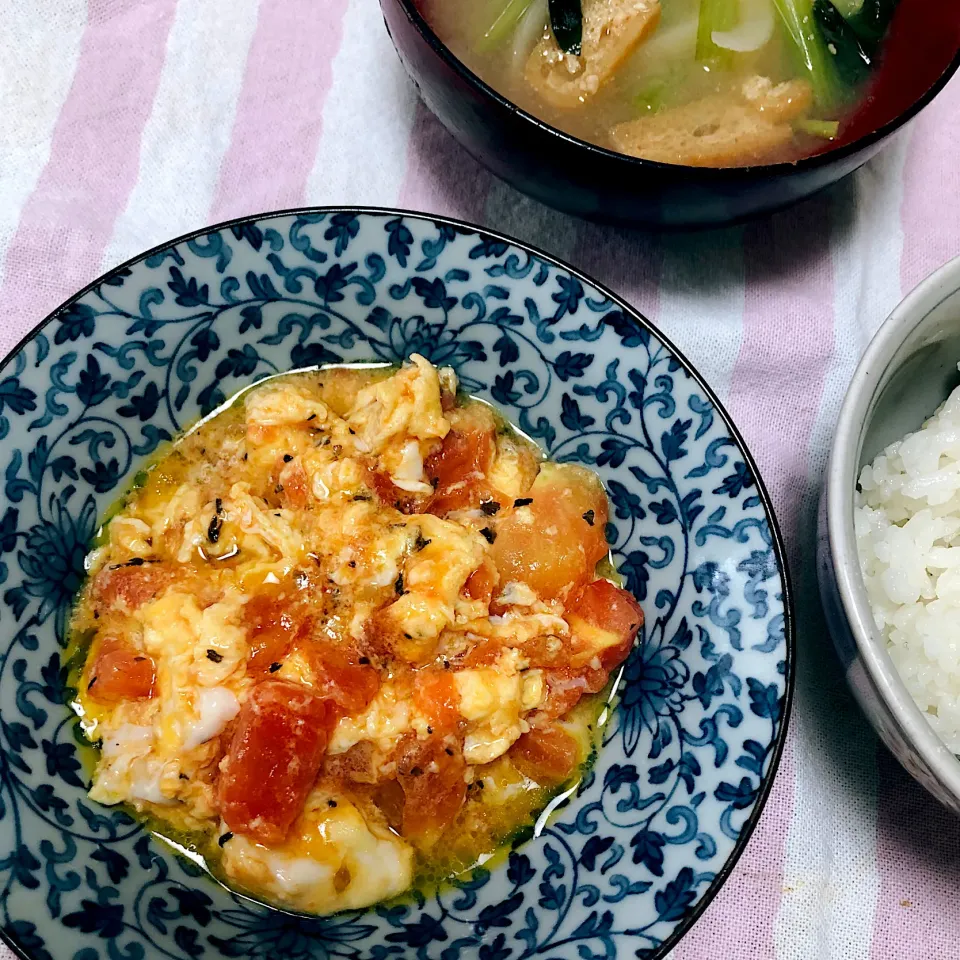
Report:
861,280,960,468
0,209,793,960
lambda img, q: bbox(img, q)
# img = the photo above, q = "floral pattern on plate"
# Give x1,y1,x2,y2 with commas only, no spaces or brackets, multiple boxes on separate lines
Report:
0,210,793,960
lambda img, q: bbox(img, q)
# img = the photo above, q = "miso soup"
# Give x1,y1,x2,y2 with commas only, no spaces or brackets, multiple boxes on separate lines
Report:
418,0,900,166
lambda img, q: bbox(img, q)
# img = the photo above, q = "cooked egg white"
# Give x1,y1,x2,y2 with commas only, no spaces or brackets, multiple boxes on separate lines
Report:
220,788,414,914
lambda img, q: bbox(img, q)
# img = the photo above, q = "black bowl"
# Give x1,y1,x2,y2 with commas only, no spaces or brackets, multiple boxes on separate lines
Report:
381,0,960,227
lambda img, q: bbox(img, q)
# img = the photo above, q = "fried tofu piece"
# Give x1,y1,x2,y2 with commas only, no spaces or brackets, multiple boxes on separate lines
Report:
525,0,661,109
611,77,813,167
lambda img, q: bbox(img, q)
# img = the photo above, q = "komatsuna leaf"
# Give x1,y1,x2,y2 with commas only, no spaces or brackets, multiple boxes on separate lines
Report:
548,0,583,54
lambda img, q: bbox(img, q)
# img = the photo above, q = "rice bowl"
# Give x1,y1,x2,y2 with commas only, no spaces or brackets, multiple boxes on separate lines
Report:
819,253,960,814
856,378,960,755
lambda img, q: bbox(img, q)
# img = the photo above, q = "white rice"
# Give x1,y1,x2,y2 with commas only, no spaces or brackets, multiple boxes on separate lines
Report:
855,379,960,753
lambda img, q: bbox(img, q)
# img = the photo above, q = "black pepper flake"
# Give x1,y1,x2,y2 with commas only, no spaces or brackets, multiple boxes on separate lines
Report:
395,573,404,595
403,632,412,641
268,662,282,673
133,656,146,663
431,476,440,489
206,649,223,663
93,611,100,620
327,799,338,808
348,428,356,435
307,413,317,422
514,498,533,508
275,484,284,494
414,531,432,552
242,453,248,461
358,656,370,665
410,766,423,778
218,832,233,847
110,556,159,570
348,560,356,568
208,499,224,543
480,527,497,544
87,676,98,690
480,501,501,516
445,747,454,756
179,773,189,780
283,454,293,463
582,509,595,526
426,726,434,735
208,516,223,544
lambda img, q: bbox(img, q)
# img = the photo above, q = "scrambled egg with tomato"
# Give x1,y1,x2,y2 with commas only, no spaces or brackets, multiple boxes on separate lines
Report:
69,357,643,915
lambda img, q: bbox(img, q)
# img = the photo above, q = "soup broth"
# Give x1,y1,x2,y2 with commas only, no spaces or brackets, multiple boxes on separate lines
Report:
419,0,899,166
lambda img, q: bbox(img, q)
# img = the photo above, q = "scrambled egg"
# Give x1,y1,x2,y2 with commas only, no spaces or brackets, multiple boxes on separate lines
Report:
221,787,415,915
69,357,627,915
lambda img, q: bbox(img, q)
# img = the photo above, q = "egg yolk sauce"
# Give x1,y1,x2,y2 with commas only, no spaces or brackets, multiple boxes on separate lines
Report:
69,356,643,915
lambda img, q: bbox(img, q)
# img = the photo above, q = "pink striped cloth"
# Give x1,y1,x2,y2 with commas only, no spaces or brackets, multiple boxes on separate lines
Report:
1,2,959,956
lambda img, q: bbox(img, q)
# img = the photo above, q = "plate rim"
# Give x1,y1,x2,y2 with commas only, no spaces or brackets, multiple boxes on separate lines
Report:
0,205,796,960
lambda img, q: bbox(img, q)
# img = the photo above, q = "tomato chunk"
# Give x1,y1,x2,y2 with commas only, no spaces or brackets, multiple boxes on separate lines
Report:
531,582,641,720
86,637,156,704
94,563,171,611
414,669,461,736
426,406,497,516
537,668,593,720
511,724,580,784
219,681,338,844
373,779,406,833
369,467,428,515
276,458,309,509
463,561,498,605
491,464,609,601
306,641,380,714
567,579,643,670
243,591,302,675
324,740,380,785
396,736,467,850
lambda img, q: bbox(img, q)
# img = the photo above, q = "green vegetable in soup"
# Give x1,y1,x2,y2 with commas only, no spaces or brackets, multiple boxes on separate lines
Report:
548,0,583,55
633,76,670,114
838,0,898,48
796,117,840,138
695,0,739,63
814,0,873,87
478,0,537,52
772,0,844,108
827,0,863,17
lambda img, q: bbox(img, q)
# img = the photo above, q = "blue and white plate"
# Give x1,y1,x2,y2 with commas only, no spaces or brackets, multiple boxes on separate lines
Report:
0,209,793,960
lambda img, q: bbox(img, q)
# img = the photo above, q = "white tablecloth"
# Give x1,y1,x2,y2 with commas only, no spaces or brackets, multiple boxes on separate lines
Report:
1,1,959,956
